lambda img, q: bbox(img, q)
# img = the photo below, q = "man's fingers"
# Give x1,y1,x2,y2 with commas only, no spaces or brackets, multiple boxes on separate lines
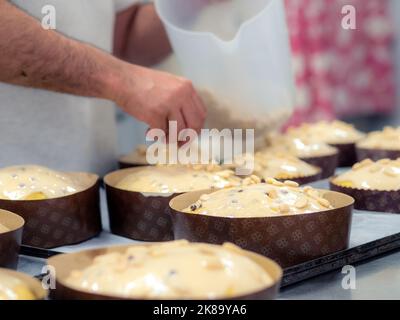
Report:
182,100,205,133
186,92,207,132
147,113,169,142
192,90,208,117
168,107,187,135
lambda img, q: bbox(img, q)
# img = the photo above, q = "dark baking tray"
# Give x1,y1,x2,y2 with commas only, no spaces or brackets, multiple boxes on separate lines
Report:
25,179,400,289
28,232,400,289
282,231,400,287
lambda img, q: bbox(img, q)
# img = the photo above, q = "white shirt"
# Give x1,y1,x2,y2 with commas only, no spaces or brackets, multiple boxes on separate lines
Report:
0,0,138,175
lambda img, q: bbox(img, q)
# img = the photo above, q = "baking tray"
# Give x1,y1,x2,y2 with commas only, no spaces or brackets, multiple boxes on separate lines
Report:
23,179,400,288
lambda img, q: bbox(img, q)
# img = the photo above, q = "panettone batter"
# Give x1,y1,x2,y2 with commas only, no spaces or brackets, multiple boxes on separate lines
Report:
65,241,273,299
0,165,85,200
184,180,333,218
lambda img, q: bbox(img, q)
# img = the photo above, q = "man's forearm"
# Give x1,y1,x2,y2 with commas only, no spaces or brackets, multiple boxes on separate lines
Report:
114,4,172,66
0,1,206,132
0,0,125,102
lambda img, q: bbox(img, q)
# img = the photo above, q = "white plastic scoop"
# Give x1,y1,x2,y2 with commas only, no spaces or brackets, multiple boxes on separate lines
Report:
155,0,295,135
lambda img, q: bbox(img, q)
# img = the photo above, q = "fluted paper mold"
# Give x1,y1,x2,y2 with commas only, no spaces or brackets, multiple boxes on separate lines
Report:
330,178,400,213
47,243,282,300
105,168,177,241
300,153,339,179
0,210,24,269
169,189,354,268
356,147,400,163
0,173,101,249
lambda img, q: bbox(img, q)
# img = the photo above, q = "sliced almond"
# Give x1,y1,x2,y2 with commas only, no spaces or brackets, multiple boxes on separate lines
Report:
242,177,253,186
279,203,290,214
250,175,261,184
294,197,308,209
267,189,278,199
265,177,277,184
203,258,224,270
377,158,391,165
272,180,285,187
384,167,399,177
306,189,320,200
317,197,331,208
284,180,299,188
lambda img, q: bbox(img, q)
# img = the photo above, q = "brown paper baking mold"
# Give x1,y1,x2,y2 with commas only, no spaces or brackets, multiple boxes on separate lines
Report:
169,189,354,268
105,167,176,242
118,153,149,169
0,210,24,269
118,161,146,169
47,243,282,300
0,172,101,249
330,179,400,213
300,152,339,179
330,143,358,167
356,147,400,162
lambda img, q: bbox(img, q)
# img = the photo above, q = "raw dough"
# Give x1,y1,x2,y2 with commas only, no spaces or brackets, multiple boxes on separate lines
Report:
115,165,242,194
333,158,400,191
357,127,400,150
66,241,273,299
0,165,85,200
184,180,333,218
287,120,365,145
0,273,36,300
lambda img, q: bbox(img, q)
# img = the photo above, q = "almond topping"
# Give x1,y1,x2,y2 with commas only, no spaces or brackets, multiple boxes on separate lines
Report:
284,180,299,188
250,175,261,184
267,189,278,199
317,197,331,208
265,177,277,184
294,197,308,209
384,167,399,177
203,258,224,270
279,204,290,213
272,180,285,187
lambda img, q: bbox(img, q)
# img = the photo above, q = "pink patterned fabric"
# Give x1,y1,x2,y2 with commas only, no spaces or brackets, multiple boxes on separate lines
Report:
284,0,396,127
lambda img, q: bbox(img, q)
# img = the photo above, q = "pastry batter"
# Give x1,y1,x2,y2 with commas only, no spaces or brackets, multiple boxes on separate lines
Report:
333,158,400,191
115,165,241,194
357,127,400,150
266,133,338,158
0,273,36,300
184,180,333,218
287,120,365,145
0,165,85,201
253,153,320,179
66,241,273,299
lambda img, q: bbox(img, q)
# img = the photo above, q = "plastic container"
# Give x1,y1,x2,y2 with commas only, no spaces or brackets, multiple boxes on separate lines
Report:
155,0,295,134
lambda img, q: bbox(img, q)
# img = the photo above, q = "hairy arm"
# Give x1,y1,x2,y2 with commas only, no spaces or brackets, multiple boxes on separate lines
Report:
0,0,123,101
0,0,205,131
114,3,172,66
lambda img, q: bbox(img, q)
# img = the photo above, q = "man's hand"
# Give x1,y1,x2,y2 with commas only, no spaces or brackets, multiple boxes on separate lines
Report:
116,65,207,134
